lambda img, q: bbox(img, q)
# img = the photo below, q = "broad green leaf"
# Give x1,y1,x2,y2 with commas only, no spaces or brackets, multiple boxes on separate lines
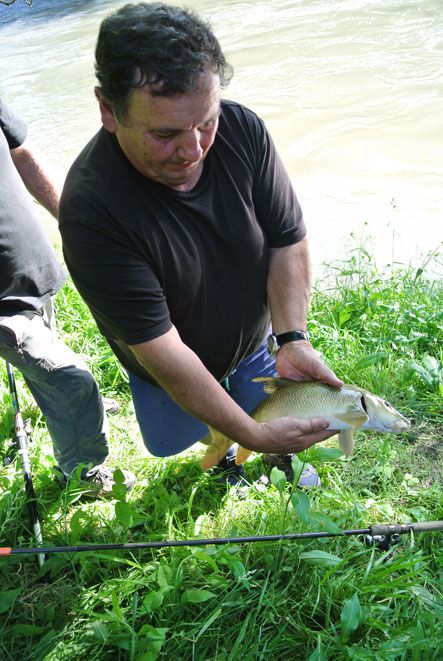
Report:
218,550,246,578
181,589,216,604
340,592,362,637
270,466,287,491
291,454,305,484
338,307,352,327
308,634,327,661
114,501,133,528
228,558,246,579
291,490,310,523
113,468,126,484
0,588,21,614
137,625,169,655
308,510,342,534
422,355,440,377
138,624,169,641
10,624,45,635
300,550,342,567
114,638,131,651
143,588,172,613
91,620,109,642
70,509,89,541
193,550,219,572
409,361,434,386
157,563,173,588
307,446,343,463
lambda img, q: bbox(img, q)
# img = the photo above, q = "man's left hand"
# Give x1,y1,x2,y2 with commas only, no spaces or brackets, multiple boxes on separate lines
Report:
275,340,343,388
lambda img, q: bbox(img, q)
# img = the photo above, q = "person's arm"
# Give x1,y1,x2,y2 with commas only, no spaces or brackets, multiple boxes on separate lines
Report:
130,325,336,455
267,236,343,387
10,139,60,219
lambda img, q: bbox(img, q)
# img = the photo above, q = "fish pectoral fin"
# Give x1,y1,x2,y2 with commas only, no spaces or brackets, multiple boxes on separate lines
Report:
235,446,252,465
339,430,354,457
252,377,294,395
200,428,233,470
335,411,368,429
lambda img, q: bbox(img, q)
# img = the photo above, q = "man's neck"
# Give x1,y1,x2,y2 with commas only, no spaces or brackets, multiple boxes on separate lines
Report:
171,162,204,192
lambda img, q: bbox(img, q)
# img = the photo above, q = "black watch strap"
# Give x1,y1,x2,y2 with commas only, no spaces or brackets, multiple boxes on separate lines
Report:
274,330,310,345
267,330,310,356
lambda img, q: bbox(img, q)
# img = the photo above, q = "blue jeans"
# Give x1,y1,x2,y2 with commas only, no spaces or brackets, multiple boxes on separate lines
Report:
0,300,109,475
128,340,276,457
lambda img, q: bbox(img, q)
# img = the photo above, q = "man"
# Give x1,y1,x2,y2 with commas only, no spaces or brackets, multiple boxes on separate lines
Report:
0,96,135,492
60,2,342,486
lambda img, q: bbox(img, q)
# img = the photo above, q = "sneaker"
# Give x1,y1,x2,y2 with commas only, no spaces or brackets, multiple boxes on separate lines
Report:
102,397,120,415
212,446,249,487
54,465,136,493
263,454,321,488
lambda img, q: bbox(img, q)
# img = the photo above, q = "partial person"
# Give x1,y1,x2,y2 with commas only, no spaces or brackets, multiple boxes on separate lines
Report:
0,97,135,492
59,2,343,486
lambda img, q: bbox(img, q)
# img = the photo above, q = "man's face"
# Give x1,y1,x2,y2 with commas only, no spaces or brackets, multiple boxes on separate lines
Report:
98,73,221,190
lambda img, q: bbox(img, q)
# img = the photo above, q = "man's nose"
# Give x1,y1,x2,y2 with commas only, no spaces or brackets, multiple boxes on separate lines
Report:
176,129,203,162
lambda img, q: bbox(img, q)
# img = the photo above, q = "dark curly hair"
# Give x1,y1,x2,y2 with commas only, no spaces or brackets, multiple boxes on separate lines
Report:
95,2,233,121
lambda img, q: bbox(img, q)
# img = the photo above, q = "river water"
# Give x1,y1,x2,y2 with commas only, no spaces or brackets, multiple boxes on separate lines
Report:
1,0,442,278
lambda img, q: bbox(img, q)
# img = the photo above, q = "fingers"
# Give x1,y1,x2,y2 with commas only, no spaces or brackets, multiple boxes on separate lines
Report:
258,417,335,454
276,342,343,388
313,361,344,388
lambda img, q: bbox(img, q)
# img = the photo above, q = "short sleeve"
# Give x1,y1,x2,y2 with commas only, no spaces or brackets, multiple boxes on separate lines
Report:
0,98,28,149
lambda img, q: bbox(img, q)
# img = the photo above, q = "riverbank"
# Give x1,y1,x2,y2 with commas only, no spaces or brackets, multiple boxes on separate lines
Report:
0,254,441,659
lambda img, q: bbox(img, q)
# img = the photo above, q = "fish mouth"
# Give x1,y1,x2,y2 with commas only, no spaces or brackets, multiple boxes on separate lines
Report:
391,420,411,432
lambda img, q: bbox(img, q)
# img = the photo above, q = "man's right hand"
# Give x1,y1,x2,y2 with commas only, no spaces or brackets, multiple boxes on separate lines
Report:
253,416,335,455
201,415,335,469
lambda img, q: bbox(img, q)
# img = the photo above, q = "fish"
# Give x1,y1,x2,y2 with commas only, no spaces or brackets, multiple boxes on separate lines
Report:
200,378,411,469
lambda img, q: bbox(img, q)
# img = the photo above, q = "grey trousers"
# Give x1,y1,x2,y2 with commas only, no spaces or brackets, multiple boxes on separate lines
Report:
0,300,109,475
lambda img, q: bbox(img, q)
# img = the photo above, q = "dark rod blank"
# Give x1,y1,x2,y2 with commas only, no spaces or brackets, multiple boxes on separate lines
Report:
1,521,442,557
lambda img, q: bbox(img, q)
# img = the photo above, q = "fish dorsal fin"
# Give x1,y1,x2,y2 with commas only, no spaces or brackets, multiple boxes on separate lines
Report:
252,377,294,395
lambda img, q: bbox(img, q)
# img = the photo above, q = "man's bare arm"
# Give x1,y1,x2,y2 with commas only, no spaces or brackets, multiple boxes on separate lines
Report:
10,140,60,219
267,237,343,386
130,326,335,455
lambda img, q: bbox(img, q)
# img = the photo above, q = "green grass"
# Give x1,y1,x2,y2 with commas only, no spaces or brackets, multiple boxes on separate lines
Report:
0,249,442,660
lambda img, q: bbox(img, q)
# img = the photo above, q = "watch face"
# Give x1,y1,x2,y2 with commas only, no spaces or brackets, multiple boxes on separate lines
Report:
267,334,278,355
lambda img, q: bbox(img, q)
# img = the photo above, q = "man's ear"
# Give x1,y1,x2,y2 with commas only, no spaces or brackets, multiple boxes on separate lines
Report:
95,87,118,133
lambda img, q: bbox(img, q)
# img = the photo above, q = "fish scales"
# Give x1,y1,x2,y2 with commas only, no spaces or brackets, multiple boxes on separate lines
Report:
253,381,364,429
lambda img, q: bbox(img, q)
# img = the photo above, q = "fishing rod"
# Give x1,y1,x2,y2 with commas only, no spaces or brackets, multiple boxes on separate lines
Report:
1,520,442,558
2,362,45,567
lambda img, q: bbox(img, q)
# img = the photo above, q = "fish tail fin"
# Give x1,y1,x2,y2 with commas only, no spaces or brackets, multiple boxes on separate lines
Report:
200,428,233,470
235,446,252,464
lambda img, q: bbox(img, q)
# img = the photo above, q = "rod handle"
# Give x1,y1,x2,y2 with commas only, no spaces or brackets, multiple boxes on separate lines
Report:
370,521,443,536
0,547,12,556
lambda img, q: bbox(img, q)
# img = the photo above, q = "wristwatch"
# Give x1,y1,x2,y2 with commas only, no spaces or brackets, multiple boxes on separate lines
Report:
267,330,310,356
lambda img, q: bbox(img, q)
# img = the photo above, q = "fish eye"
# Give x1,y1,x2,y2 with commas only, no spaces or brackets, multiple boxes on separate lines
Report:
383,400,393,409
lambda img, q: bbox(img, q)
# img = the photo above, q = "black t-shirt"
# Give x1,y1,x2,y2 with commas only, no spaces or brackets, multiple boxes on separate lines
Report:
0,98,66,314
60,101,306,383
